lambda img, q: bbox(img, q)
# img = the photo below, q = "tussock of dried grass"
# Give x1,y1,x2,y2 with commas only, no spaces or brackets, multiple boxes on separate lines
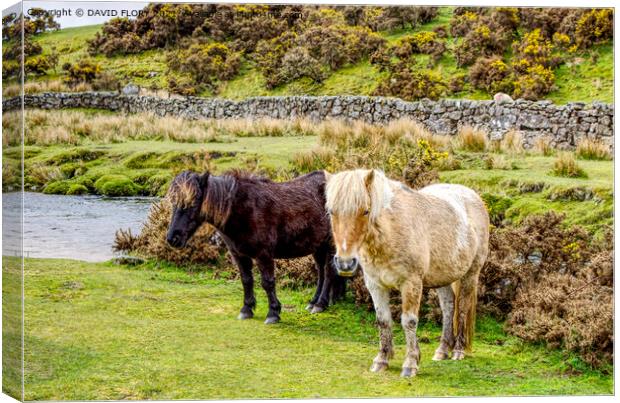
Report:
575,138,612,161
533,136,554,156
552,152,588,178
499,130,523,154
454,125,488,152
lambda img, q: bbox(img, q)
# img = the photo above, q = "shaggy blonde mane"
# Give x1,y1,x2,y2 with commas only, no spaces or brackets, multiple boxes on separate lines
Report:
325,169,393,221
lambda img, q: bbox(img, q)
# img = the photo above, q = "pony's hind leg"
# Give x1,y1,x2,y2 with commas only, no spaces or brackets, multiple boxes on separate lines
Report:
234,254,255,320
257,256,282,324
307,249,327,312
366,278,394,373
432,285,455,361
452,265,481,360
400,277,423,377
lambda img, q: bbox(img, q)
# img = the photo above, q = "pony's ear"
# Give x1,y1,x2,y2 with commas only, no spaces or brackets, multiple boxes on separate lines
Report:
198,171,210,189
365,169,375,190
323,170,332,182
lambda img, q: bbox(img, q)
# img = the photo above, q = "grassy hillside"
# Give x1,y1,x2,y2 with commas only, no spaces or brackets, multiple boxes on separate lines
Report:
20,258,612,400
21,6,613,103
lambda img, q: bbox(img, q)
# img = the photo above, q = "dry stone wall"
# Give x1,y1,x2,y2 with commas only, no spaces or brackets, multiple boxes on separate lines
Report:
3,92,614,149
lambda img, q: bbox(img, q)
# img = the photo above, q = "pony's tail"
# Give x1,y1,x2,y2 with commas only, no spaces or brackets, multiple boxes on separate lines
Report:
451,279,477,353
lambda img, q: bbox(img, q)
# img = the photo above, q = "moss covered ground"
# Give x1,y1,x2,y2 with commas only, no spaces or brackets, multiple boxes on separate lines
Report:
17,258,612,400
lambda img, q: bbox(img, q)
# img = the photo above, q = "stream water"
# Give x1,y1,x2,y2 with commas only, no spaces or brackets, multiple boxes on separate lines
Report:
2,192,156,262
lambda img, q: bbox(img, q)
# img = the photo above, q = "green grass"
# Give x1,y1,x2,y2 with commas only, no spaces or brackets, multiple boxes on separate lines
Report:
20,258,612,400
2,256,23,400
12,6,613,104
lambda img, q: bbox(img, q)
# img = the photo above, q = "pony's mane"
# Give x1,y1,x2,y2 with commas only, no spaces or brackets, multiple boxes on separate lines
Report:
201,174,238,228
167,171,238,228
325,169,394,221
168,172,199,209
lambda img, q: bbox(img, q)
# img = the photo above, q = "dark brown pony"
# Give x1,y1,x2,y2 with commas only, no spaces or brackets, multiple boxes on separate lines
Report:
165,170,344,324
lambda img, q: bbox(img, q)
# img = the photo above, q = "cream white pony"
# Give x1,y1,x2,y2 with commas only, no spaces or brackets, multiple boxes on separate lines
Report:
325,169,489,377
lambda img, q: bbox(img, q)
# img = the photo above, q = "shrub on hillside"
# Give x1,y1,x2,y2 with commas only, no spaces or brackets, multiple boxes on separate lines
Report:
278,46,328,84
454,22,511,67
374,62,447,101
62,59,102,86
393,31,446,63
255,23,384,88
450,11,480,37
167,41,241,89
469,56,514,93
574,9,613,49
519,8,573,39
512,64,555,100
201,4,290,52
88,4,209,56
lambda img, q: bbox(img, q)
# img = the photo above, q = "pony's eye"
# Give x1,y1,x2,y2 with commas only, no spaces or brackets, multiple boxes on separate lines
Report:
363,210,369,216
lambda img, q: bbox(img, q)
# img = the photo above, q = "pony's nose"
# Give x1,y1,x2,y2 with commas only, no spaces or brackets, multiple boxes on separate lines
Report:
167,233,181,247
334,256,358,274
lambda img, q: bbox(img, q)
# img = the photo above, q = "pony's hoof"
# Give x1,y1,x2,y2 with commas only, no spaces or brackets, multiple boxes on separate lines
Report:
432,350,449,361
400,367,418,378
310,305,325,314
305,304,314,311
370,361,388,373
452,350,465,360
264,316,280,325
237,312,253,320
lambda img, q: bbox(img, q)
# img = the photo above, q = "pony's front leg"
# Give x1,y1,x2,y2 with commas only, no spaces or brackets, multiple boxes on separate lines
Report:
257,256,282,324
233,254,255,320
307,250,327,312
366,279,394,372
400,277,423,378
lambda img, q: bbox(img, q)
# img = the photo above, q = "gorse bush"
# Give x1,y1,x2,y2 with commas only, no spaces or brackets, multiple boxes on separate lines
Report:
255,17,385,88
62,59,103,86
574,9,613,49
167,41,241,89
469,56,513,94
374,61,447,101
